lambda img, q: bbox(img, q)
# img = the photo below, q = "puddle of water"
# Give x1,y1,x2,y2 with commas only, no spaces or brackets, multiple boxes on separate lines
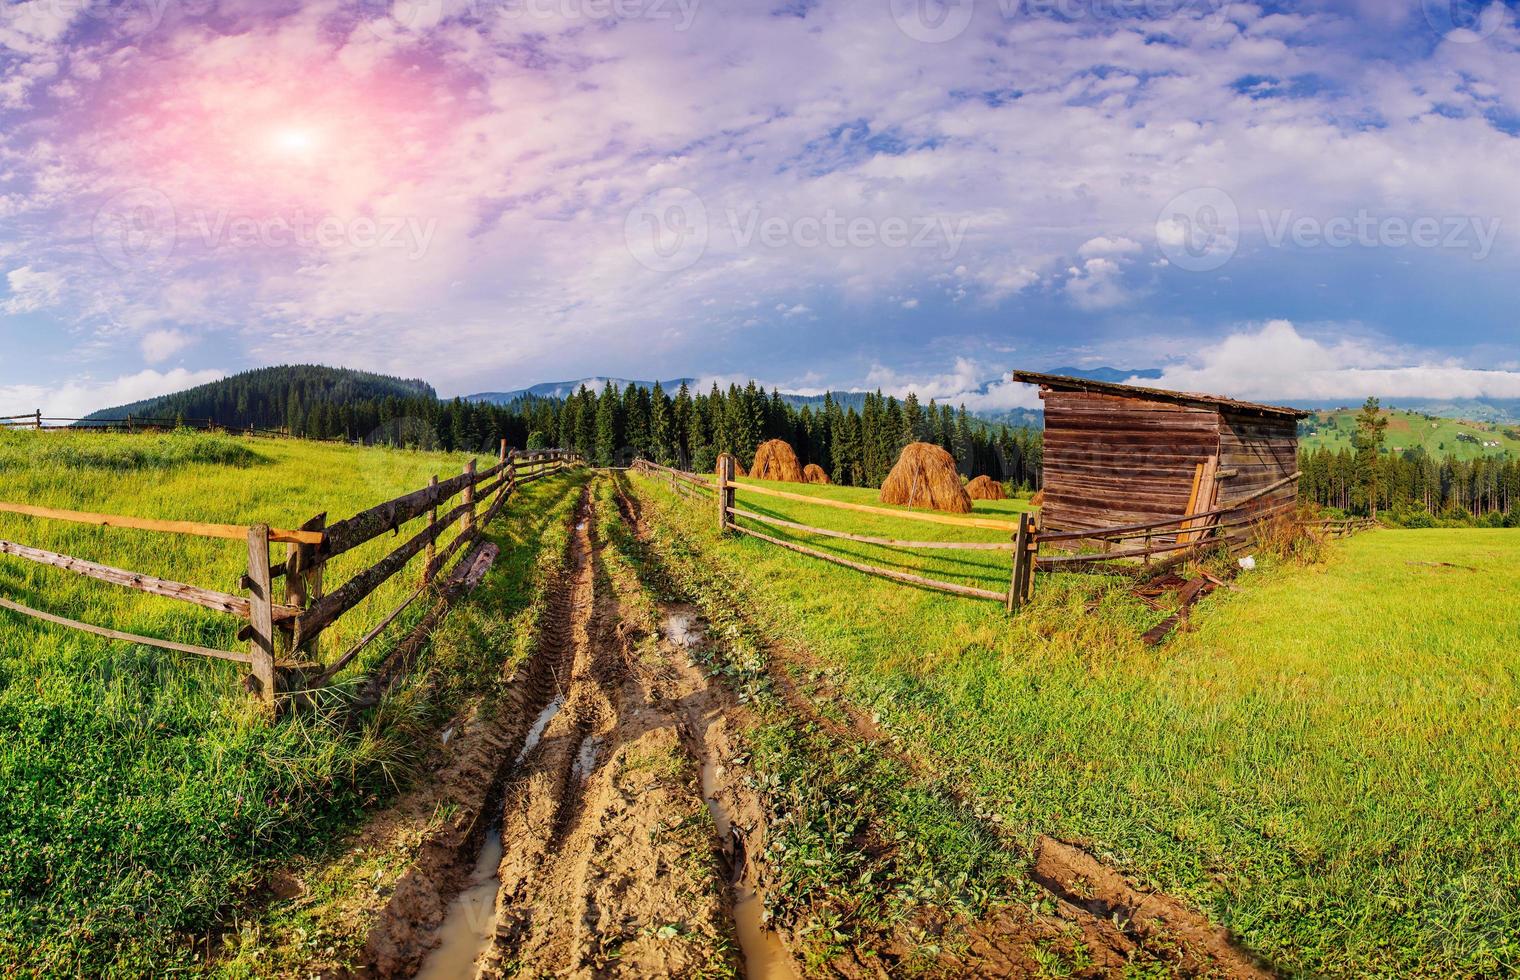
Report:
571,734,601,782
668,606,796,980
413,828,504,980
516,695,565,765
664,606,707,652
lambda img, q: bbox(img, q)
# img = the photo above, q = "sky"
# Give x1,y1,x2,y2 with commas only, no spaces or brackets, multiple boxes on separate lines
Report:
3,0,1520,416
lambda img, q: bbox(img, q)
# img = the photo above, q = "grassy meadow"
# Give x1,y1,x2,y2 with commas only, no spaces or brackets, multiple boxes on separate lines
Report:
629,472,1520,978
0,430,585,976
1300,407,1520,460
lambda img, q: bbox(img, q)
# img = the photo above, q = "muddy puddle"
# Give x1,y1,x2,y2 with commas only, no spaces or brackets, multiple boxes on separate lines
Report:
663,604,797,980
413,828,503,980
412,692,569,979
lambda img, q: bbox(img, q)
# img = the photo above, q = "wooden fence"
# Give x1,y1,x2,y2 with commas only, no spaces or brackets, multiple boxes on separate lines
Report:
631,458,1378,614
0,447,582,706
1,410,287,436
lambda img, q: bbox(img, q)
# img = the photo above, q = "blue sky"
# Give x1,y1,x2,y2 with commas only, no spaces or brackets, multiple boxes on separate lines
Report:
3,0,1520,415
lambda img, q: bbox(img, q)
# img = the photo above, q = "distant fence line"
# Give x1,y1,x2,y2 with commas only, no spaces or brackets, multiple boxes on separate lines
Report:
631,457,1377,615
2,410,288,437
0,447,583,707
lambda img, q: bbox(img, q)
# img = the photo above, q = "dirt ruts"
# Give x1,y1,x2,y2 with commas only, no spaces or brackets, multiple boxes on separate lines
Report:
366,477,1270,978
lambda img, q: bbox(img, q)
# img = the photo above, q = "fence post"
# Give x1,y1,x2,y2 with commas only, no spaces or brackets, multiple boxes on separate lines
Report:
463,458,477,537
284,512,327,659
34,409,41,431
246,524,277,705
1008,512,1030,614
423,475,439,584
716,453,735,533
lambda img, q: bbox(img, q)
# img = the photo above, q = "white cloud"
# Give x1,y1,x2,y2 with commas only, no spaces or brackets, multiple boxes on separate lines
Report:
0,368,225,420
140,329,193,363
2,265,63,314
1077,236,1142,258
1138,320,1520,402
1064,257,1134,311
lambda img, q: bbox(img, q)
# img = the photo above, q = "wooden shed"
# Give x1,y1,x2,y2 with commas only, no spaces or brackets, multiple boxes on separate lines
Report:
1011,371,1308,535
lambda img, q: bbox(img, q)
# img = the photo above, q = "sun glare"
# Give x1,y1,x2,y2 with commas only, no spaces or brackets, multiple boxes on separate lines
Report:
271,127,320,156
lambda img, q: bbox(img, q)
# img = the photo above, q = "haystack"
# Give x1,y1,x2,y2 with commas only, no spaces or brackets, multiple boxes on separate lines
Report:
751,439,805,482
1030,490,1045,507
879,442,972,513
717,455,748,478
803,463,832,485
966,475,1006,500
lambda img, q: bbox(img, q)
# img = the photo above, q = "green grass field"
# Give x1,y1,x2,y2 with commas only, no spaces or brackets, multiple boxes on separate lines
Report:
630,473,1520,978
1301,408,1520,460
0,430,584,976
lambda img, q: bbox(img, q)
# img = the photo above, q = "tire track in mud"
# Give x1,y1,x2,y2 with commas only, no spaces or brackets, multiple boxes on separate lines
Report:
464,484,785,979
610,474,1274,979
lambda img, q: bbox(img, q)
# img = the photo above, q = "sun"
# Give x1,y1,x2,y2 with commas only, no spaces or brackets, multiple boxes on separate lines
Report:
269,126,322,157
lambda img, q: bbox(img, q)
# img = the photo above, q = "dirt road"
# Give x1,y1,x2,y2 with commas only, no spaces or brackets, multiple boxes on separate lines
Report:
360,477,1269,979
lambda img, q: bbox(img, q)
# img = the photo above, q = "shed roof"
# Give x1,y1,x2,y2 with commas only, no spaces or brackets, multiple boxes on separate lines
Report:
1009,371,1310,420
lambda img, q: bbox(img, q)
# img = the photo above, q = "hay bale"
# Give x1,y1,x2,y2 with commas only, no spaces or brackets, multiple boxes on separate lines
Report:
716,455,748,478
1030,490,1044,507
751,439,805,482
966,475,1006,500
879,442,972,513
802,463,832,485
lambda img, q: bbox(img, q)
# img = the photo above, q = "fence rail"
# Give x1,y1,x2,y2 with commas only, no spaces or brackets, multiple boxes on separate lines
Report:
0,446,584,706
633,458,1378,615
0,410,287,436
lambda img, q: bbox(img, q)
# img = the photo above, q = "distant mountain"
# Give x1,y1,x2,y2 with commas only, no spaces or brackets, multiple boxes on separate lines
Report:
467,378,696,405
84,365,436,430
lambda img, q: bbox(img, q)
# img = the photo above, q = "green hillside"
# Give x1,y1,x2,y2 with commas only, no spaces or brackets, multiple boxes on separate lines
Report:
1299,408,1520,460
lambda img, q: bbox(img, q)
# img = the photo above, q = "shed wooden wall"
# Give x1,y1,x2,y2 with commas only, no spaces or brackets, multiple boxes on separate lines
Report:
1038,390,1220,533
1216,410,1299,513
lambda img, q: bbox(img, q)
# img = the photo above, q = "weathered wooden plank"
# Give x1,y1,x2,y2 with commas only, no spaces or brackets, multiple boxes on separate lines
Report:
0,593,254,664
732,524,1007,601
731,480,1021,531
320,469,475,558
246,525,277,703
727,506,1015,550
0,501,322,544
0,539,256,618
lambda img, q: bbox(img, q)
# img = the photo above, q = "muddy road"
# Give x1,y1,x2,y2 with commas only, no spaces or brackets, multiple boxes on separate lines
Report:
359,476,1269,980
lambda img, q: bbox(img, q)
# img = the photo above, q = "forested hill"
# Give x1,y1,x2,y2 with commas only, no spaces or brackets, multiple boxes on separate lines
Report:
84,365,436,434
